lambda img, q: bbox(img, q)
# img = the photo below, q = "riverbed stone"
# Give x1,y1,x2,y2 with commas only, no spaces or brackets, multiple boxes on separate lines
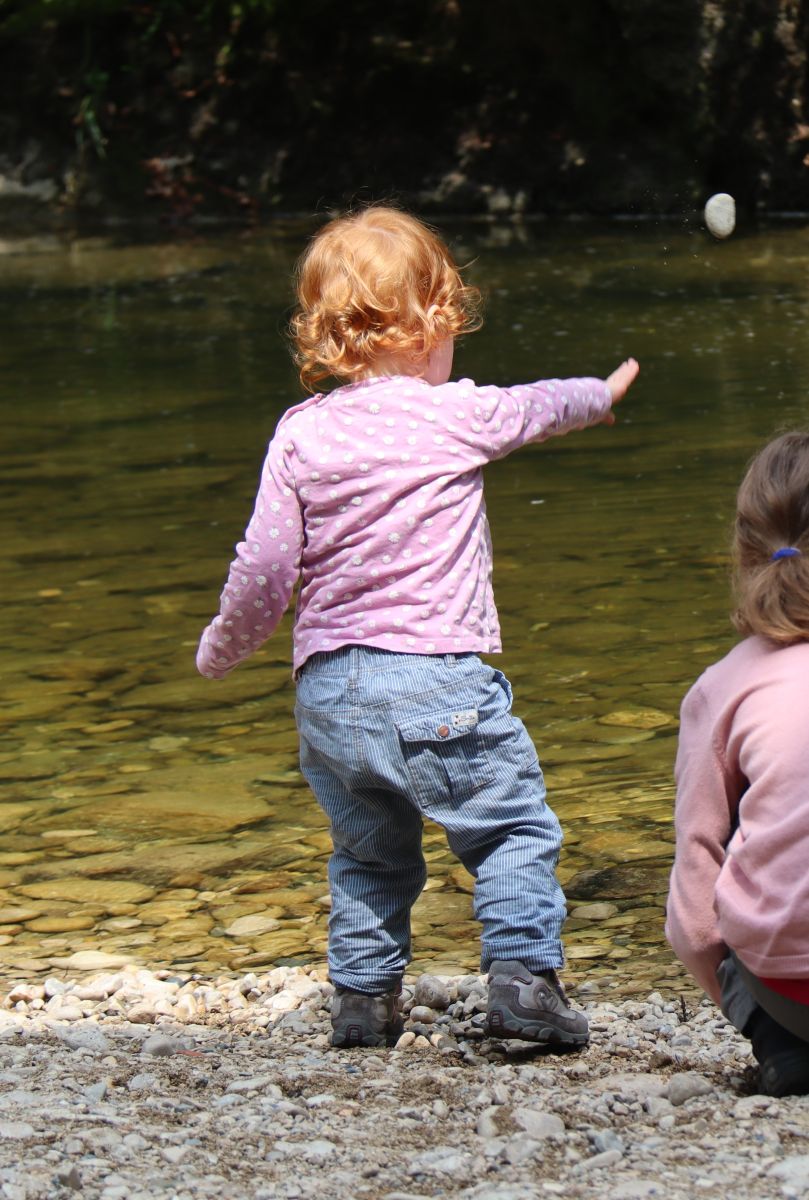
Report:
25,915,96,933
565,863,671,900
598,708,674,730
0,805,37,834
569,902,619,920
223,913,282,938
17,879,155,906
0,907,42,925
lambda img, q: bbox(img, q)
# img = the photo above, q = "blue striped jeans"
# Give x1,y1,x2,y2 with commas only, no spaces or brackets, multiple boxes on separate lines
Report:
294,645,566,994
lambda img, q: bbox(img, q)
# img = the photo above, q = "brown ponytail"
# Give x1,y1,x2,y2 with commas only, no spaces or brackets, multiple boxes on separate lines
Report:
732,432,809,644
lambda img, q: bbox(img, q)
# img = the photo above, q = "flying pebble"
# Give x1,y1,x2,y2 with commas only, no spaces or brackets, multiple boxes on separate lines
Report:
704,193,736,239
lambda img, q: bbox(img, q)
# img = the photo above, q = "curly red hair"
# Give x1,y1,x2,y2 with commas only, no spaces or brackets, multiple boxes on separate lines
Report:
290,205,481,390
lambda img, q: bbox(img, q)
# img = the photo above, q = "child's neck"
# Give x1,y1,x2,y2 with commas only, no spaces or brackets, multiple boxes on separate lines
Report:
357,357,424,382
353,339,453,388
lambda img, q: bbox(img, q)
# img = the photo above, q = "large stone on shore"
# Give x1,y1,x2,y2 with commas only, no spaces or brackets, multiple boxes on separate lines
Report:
414,975,452,1010
513,1108,565,1139
0,1120,36,1139
667,1072,713,1105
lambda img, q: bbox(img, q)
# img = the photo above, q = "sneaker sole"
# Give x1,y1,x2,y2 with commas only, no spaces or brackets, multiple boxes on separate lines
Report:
486,1006,589,1046
331,1026,389,1049
330,1020,404,1049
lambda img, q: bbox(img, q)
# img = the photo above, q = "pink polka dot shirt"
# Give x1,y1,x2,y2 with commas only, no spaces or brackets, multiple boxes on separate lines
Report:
196,373,612,677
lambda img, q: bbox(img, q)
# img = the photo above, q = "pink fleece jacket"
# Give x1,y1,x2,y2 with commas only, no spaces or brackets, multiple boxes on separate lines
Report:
196,373,611,678
666,635,809,1003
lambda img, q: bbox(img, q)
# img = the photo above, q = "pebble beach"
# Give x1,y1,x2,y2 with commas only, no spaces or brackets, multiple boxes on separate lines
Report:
2,965,809,1200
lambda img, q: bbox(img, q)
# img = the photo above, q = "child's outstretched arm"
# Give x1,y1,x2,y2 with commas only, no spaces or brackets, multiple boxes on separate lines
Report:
456,358,639,462
196,438,304,679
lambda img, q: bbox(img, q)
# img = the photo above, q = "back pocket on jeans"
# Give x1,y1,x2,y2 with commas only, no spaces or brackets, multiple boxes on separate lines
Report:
397,710,496,806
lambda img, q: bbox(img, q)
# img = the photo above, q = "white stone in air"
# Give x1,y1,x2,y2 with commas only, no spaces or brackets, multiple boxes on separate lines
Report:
704,193,735,238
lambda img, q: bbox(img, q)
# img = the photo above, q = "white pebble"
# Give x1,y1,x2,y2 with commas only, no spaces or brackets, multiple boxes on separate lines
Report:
704,192,735,238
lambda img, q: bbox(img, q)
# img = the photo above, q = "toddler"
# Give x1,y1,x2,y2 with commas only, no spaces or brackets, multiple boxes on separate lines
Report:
667,431,809,1096
197,205,639,1048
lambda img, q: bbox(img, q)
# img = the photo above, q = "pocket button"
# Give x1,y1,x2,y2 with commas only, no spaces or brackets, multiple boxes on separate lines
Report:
437,724,450,738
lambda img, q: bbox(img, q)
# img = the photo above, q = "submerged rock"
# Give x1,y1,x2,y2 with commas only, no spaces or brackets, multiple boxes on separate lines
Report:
565,862,671,900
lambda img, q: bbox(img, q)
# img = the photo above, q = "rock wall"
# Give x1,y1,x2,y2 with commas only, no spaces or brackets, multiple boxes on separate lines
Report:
0,0,807,225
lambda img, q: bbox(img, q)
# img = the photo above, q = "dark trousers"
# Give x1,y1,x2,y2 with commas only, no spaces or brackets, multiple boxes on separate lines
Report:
717,952,809,1043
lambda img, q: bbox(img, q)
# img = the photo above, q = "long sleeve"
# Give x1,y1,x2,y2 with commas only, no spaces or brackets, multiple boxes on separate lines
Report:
195,373,615,675
460,376,612,462
665,683,737,1003
196,433,304,679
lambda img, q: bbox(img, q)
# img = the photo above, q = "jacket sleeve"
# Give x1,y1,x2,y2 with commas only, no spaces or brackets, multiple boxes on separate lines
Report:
665,682,737,1003
196,434,304,679
457,376,612,462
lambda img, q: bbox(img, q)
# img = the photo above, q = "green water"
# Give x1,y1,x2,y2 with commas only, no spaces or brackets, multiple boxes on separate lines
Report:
3,218,809,994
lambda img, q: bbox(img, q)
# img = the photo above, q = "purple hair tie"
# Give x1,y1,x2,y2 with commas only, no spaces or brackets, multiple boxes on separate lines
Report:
771,547,801,561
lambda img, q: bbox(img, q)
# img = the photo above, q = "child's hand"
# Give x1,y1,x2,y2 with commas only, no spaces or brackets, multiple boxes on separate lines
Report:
606,358,639,403
600,358,639,425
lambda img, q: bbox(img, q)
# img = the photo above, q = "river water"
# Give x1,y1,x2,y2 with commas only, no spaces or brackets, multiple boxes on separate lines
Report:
3,217,809,995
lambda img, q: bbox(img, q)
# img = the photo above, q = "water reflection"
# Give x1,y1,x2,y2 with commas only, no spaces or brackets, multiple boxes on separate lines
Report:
2,218,809,994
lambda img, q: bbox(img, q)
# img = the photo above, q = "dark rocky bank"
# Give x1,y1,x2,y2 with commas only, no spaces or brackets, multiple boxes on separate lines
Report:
1,1,808,230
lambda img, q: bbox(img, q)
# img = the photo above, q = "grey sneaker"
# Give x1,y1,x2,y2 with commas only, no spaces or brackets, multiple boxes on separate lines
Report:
486,959,589,1046
330,985,404,1048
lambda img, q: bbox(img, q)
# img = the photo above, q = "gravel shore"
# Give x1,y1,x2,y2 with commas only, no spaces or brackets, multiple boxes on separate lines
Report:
1,965,808,1200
